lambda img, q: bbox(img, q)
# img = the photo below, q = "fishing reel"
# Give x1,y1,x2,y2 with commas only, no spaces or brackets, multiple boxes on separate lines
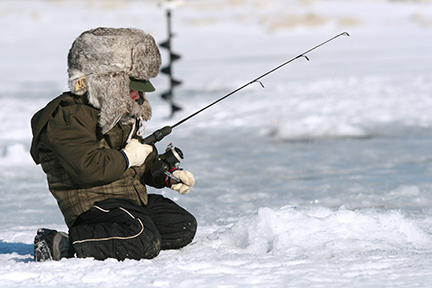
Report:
150,143,184,181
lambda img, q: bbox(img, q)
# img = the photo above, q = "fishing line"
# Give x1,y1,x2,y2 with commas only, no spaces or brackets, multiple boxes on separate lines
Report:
298,39,353,197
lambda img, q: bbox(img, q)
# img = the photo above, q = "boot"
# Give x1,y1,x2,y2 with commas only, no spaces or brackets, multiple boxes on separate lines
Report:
34,228,72,262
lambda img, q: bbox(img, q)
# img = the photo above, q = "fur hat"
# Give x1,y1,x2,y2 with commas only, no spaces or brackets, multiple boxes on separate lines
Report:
67,27,161,134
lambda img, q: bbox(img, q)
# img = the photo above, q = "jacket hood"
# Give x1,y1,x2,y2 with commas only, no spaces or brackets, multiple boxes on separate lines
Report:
30,93,87,164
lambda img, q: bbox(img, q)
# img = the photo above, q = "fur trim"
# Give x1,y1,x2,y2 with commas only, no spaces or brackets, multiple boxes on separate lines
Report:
67,27,161,133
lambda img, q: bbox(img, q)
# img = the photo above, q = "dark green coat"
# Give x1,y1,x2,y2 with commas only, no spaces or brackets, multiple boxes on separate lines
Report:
30,92,164,228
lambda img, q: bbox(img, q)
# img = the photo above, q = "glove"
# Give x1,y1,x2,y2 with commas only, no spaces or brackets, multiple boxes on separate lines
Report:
122,139,153,168
170,170,195,195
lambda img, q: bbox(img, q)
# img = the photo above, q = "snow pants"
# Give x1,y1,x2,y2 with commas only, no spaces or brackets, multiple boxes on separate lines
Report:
69,194,197,261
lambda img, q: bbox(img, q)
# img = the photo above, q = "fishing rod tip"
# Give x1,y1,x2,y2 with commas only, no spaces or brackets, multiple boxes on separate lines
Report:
342,31,350,37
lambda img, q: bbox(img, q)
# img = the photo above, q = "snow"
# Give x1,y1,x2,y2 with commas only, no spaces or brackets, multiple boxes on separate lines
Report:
1,0,432,287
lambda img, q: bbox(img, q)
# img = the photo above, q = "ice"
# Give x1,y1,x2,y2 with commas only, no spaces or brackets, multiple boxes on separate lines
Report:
1,0,432,287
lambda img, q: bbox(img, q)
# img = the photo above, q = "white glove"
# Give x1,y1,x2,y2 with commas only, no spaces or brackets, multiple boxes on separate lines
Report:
171,170,195,195
122,139,153,168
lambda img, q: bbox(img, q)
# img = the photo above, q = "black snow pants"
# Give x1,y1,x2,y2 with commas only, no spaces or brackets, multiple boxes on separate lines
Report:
69,194,197,261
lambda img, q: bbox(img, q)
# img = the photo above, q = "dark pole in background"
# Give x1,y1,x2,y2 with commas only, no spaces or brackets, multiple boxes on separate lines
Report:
159,8,182,117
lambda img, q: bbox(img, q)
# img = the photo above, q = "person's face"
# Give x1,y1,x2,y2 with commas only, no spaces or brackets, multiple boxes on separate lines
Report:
129,89,140,101
126,88,152,121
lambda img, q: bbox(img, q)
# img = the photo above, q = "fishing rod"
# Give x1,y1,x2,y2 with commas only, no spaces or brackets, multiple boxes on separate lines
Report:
142,31,349,146
144,32,350,182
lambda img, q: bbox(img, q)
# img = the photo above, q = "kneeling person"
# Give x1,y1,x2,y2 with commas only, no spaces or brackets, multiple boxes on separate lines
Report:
30,27,197,261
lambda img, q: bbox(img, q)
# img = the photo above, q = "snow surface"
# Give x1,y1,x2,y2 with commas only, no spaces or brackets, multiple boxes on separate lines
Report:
1,0,432,287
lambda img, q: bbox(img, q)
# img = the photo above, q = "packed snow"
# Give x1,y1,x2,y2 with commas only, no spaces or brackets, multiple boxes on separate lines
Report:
1,0,432,287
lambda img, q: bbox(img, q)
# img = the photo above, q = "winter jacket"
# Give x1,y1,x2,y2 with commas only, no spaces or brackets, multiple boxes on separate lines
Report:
30,92,165,228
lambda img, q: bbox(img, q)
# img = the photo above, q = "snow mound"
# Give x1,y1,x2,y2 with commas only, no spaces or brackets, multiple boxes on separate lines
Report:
204,206,431,259
261,117,367,140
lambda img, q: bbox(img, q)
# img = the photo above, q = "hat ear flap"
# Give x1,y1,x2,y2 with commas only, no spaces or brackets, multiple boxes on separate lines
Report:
92,72,130,134
69,75,88,95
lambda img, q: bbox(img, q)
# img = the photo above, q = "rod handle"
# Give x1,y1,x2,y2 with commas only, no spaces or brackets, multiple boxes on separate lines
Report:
141,126,173,145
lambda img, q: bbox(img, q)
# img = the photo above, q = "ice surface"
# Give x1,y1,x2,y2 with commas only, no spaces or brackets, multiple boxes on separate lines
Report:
1,0,432,287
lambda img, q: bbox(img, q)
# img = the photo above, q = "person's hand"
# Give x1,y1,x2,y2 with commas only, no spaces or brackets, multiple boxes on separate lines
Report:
122,139,153,168
170,170,195,195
